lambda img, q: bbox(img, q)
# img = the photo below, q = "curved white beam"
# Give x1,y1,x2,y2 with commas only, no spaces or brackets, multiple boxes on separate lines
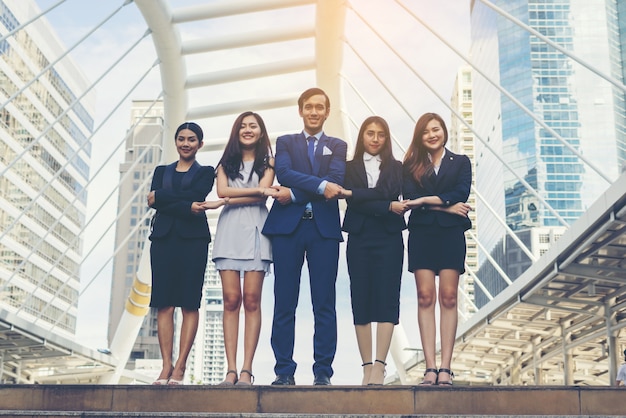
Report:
181,25,314,55
134,0,187,160
171,0,316,22
315,0,348,142
186,57,316,89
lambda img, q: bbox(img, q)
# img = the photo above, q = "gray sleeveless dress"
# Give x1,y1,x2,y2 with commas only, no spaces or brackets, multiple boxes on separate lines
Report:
212,160,272,274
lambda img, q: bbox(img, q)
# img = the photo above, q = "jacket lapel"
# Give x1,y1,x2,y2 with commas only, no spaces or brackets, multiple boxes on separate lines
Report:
436,152,454,186
314,135,330,176
295,133,313,174
355,157,368,187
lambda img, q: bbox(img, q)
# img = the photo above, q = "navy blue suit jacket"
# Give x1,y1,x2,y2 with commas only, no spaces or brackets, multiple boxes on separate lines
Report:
149,162,215,240
263,132,347,241
402,150,472,231
342,158,406,235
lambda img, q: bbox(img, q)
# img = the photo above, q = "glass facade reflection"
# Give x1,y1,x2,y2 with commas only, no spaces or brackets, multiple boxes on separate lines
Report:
471,0,626,307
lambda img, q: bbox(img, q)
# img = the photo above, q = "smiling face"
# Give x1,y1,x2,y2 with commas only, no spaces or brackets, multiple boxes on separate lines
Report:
299,93,330,135
362,122,386,156
238,114,262,150
421,118,446,154
176,128,203,161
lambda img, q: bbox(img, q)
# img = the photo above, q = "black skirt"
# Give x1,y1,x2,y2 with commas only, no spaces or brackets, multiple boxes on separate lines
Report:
346,220,403,325
407,224,466,274
149,231,209,309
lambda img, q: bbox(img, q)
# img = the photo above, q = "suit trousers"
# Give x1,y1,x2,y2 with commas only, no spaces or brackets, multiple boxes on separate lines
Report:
270,219,339,378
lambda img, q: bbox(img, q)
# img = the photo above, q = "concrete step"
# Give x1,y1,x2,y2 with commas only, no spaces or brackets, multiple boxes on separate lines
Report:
0,385,625,416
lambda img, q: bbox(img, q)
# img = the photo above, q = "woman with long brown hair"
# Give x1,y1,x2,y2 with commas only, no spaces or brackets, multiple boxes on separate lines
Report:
402,112,472,386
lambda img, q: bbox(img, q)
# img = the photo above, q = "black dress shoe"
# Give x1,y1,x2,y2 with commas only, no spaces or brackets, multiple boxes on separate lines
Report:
313,374,331,385
272,375,295,385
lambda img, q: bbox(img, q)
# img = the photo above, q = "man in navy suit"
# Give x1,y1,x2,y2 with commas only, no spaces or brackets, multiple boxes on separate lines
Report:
263,87,347,385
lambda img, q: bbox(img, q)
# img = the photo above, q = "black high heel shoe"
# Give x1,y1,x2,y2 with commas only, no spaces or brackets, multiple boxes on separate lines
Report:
419,367,438,385
361,362,372,385
367,359,386,386
437,368,454,386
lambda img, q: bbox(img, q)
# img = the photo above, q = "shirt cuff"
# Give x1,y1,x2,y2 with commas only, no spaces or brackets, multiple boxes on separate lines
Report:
317,180,328,195
290,190,296,202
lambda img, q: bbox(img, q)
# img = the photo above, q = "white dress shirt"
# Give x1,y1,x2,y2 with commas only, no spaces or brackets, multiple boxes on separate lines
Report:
363,152,382,188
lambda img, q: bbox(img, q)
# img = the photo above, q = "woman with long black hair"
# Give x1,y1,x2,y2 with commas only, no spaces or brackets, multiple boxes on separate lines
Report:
212,111,275,385
340,116,407,385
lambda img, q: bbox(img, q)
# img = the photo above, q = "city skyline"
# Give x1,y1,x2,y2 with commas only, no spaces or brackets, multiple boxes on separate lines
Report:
0,0,620,385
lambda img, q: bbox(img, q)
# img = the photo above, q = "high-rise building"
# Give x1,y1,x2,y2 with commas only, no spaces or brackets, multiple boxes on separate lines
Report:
470,0,626,307
188,241,226,384
108,100,164,363
0,0,94,337
449,65,477,319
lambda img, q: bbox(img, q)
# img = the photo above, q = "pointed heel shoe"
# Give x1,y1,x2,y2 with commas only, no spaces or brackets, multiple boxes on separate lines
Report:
367,359,387,386
437,368,454,386
235,369,254,386
419,367,438,385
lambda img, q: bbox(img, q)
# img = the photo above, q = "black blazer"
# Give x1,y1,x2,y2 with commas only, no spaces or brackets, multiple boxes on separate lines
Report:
402,149,472,231
342,158,407,235
149,161,215,240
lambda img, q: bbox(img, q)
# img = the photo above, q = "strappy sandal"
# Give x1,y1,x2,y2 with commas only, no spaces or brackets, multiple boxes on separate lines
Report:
367,359,387,386
361,362,373,385
236,369,255,386
419,367,438,385
218,369,238,385
437,368,454,386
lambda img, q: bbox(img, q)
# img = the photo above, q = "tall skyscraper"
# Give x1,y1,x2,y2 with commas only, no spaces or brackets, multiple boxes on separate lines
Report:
450,65,478,319
470,0,626,306
0,0,94,338
188,241,226,384
108,100,164,363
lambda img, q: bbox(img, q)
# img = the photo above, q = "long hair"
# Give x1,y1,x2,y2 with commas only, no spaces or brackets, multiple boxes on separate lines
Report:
403,112,448,186
352,116,400,196
218,111,273,181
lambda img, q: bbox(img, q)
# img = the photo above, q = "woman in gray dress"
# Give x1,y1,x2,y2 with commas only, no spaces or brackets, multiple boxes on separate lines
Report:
212,111,275,385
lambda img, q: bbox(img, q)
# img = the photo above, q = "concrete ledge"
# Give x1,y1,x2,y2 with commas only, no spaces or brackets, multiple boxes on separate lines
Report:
0,385,625,416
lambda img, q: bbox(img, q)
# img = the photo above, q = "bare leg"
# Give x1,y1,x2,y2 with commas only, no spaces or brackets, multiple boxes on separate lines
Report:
415,269,438,384
239,270,264,384
354,323,372,385
369,322,394,385
155,306,175,381
170,307,199,383
220,270,242,384
437,269,459,384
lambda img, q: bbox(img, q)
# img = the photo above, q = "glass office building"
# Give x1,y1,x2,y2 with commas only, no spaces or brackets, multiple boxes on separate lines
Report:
470,0,626,306
0,0,94,336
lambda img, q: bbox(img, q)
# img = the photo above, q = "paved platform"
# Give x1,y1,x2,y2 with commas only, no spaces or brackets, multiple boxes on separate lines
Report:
0,384,625,416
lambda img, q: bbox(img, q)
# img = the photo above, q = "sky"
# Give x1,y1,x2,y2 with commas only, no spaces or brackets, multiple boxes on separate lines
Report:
33,0,471,385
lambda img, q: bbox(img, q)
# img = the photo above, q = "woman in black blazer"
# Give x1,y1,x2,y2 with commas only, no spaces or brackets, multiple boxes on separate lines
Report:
147,122,217,385
403,113,472,386
340,116,407,385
